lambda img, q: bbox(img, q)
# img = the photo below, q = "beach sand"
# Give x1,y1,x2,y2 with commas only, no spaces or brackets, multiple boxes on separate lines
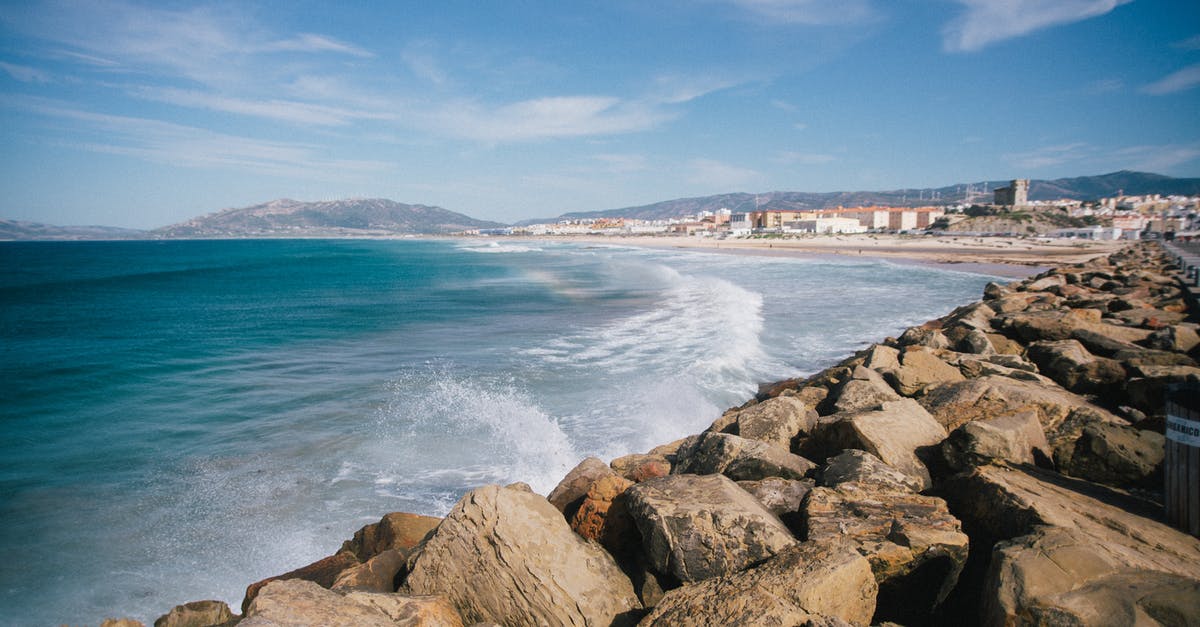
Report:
510,233,1126,279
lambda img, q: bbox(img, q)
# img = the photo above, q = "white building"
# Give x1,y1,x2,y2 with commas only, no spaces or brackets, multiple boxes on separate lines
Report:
788,217,867,234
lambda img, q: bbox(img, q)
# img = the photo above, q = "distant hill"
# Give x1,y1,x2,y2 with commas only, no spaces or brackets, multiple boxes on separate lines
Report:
530,171,1200,223
0,219,145,241
154,198,505,238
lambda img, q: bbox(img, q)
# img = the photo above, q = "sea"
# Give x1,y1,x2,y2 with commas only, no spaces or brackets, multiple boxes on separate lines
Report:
0,238,1014,626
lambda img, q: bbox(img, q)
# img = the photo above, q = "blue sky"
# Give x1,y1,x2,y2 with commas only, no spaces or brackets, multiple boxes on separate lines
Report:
1,0,1198,228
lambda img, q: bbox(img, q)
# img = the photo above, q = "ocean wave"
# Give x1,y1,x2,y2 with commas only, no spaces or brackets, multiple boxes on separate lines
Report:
459,241,543,254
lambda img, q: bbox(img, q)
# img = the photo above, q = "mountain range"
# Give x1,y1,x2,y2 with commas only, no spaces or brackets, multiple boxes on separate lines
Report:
3,171,1198,240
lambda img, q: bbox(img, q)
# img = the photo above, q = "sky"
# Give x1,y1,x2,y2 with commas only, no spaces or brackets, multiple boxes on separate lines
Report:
1,0,1198,228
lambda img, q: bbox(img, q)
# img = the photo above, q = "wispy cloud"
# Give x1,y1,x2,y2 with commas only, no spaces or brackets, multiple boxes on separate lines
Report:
260,33,373,57
728,0,876,25
0,61,52,83
131,86,393,127
775,150,835,165
1141,64,1200,95
427,96,673,142
943,0,1131,53
1004,142,1091,169
592,153,651,173
648,74,746,104
1004,140,1200,173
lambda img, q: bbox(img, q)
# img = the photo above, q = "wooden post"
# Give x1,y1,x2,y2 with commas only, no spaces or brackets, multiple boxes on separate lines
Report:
1165,384,1200,537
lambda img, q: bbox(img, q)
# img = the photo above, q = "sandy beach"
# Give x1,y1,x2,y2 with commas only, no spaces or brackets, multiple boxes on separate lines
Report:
510,233,1127,278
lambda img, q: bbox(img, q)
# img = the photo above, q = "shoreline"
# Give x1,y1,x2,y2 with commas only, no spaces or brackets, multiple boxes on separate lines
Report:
500,233,1125,279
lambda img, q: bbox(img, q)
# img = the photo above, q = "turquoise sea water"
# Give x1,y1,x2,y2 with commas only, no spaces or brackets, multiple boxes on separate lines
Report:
0,238,1006,625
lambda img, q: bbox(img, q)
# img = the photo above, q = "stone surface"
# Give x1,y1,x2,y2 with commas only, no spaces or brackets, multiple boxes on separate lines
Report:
826,366,901,415
1060,422,1165,489
241,579,462,627
820,449,923,493
154,600,234,627
863,344,900,372
736,476,814,531
546,456,614,519
836,399,947,490
918,375,1118,434
638,542,877,627
941,410,1052,471
723,395,817,447
101,620,145,627
405,483,640,626
242,550,361,613
610,453,671,483
342,512,442,562
1026,339,1126,395
883,346,965,397
1145,324,1200,353
570,474,637,559
956,328,997,355
673,431,816,481
804,483,968,623
332,548,407,593
625,474,796,583
897,326,950,349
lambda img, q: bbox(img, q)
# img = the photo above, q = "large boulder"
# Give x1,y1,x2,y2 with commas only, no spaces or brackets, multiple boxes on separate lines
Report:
332,549,407,593
1144,324,1200,354
941,410,1052,471
737,476,814,532
153,600,234,627
1059,422,1165,489
624,474,796,583
804,483,969,623
718,395,817,447
824,366,901,415
610,453,671,483
547,456,615,519
240,579,462,627
570,474,637,559
815,399,947,490
405,483,641,626
673,431,816,481
882,347,965,397
639,542,878,627
242,550,361,613
1025,339,1125,395
820,449,923,493
341,512,442,562
918,375,1118,434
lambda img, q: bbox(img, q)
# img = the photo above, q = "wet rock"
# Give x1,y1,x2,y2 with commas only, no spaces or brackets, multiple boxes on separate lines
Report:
625,474,796,583
241,579,462,627
153,600,234,627
342,512,442,562
547,456,614,519
405,483,640,626
673,431,816,481
639,542,877,627
941,410,1052,471
820,449,923,493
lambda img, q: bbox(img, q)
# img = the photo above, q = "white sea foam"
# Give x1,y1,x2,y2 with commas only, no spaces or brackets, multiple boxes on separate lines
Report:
459,241,543,254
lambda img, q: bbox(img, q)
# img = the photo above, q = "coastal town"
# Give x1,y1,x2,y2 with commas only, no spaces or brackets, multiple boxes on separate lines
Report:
474,180,1200,242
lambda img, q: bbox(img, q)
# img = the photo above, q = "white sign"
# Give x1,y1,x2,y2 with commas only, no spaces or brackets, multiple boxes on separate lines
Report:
1167,414,1200,447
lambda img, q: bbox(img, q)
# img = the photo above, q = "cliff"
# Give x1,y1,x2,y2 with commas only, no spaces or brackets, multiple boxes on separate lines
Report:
107,243,1200,627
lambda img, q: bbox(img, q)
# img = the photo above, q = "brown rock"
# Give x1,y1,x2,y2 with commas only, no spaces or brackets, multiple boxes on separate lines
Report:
1025,339,1126,395
828,399,947,490
241,579,462,627
342,512,442,562
737,476,814,531
825,366,901,415
1060,422,1165,489
625,474,796,583
242,550,361,613
820,449,923,493
332,548,407,593
918,374,1119,434
639,542,878,627
101,620,145,627
863,344,901,371
804,483,968,622
673,431,816,481
723,395,817,447
154,600,234,627
1145,324,1200,353
546,456,614,519
941,410,1052,471
883,346,965,396
610,453,671,483
405,483,640,626
897,326,950,349
570,474,637,558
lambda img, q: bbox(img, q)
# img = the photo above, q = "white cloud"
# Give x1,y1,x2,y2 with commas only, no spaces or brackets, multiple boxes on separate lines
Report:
943,0,1131,53
1003,140,1200,173
685,158,764,189
428,96,672,142
1141,64,1200,95
729,0,875,25
132,86,393,127
1003,142,1091,169
0,61,52,83
1110,143,1200,172
649,74,745,104
260,33,373,57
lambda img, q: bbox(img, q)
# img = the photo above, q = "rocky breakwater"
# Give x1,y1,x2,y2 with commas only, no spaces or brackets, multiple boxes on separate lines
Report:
105,242,1200,627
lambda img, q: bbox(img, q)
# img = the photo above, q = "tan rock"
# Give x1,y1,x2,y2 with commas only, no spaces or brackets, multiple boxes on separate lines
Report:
101,620,145,627
825,399,947,490
673,431,816,481
884,346,965,396
342,512,442,562
332,548,407,593
405,483,640,626
153,600,234,627
820,449,923,493
825,366,901,415
918,374,1119,433
863,344,900,372
736,476,814,531
570,474,637,559
625,474,796,583
639,542,877,627
242,550,361,613
1060,422,1165,489
610,453,671,483
723,395,817,447
941,410,1051,471
1026,339,1126,395
241,579,461,627
804,483,968,622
